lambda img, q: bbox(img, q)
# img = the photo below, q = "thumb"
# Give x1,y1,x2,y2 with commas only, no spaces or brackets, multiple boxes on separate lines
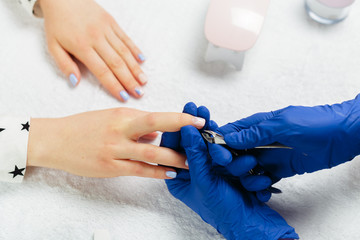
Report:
219,111,277,135
224,121,280,149
48,42,81,87
180,126,211,183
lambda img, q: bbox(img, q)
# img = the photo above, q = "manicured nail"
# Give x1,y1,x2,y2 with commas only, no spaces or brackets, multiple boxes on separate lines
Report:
138,53,146,62
69,74,78,87
193,117,206,128
166,171,177,178
135,87,144,97
138,73,148,85
185,159,188,167
119,91,130,101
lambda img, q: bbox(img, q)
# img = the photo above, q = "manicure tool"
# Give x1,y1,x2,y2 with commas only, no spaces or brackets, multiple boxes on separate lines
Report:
202,130,291,194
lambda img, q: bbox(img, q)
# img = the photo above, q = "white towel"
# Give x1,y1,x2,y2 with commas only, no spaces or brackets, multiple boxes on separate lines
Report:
1,0,360,239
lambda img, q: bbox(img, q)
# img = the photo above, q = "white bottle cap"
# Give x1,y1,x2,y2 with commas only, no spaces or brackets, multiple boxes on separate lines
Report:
306,0,355,21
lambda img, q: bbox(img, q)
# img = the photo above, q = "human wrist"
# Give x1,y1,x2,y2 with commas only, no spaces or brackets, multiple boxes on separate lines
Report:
27,118,60,168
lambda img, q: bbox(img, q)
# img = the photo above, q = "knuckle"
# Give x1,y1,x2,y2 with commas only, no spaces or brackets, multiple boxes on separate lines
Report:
109,57,124,69
97,66,112,79
87,26,102,41
117,45,130,57
72,37,90,52
96,157,115,171
142,147,157,161
132,164,144,176
144,113,157,128
129,64,142,75
102,12,115,24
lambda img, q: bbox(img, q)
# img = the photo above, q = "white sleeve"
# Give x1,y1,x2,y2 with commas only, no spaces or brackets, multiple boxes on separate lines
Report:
0,117,30,183
18,0,43,17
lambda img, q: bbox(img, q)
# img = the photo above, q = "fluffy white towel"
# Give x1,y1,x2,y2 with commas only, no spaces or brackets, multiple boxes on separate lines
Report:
1,0,360,239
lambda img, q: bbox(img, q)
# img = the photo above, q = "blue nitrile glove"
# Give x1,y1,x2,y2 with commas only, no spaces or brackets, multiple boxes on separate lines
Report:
162,102,273,202
162,125,298,240
217,95,360,200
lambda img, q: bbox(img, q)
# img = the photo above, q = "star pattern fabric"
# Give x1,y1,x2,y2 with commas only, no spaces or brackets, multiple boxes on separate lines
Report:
9,165,26,178
21,122,30,132
0,117,30,183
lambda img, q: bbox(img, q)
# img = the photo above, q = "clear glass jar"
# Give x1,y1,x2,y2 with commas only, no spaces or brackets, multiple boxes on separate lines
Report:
305,0,355,24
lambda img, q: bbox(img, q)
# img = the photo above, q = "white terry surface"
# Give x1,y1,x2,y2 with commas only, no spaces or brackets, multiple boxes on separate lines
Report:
1,0,360,239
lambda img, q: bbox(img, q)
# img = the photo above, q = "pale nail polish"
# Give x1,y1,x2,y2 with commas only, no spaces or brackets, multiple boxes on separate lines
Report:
135,87,144,96
119,91,130,101
185,159,188,167
138,73,148,84
193,117,206,128
138,53,146,62
166,171,177,178
69,74,78,87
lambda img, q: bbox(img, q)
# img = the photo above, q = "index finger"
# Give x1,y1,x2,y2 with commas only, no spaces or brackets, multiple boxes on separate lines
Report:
128,112,205,140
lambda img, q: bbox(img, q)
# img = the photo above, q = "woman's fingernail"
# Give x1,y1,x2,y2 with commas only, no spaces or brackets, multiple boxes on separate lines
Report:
138,73,148,85
166,171,177,178
138,53,146,62
193,117,206,128
135,87,144,97
185,159,188,167
69,74,78,87
119,91,130,101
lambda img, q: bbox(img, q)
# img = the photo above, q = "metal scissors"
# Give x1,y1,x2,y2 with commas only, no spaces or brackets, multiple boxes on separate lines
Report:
201,130,291,194
202,130,291,149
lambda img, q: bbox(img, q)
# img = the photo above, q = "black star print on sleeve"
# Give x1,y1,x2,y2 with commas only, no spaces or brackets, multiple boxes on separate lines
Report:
21,122,30,132
0,128,4,132
9,165,26,178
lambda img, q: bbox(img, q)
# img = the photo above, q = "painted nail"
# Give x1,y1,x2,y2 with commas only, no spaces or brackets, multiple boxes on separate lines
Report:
193,117,206,128
166,171,177,178
69,74,78,87
119,91,130,101
135,87,144,97
138,53,146,62
185,159,188,167
138,73,148,85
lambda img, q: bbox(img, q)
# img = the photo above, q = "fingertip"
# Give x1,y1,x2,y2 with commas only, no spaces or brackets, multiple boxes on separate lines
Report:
197,106,210,128
137,53,146,62
192,117,206,129
119,90,130,102
183,102,197,116
240,175,272,192
208,120,219,131
226,155,257,175
256,190,272,202
165,171,177,179
69,73,79,87
138,73,148,85
208,143,232,166
134,86,145,98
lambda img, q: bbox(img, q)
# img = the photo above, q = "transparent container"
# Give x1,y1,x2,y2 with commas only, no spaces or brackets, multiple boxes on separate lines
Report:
305,0,355,24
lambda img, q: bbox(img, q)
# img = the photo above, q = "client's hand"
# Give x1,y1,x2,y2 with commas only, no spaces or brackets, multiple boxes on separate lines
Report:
40,0,147,102
162,125,298,240
27,108,205,179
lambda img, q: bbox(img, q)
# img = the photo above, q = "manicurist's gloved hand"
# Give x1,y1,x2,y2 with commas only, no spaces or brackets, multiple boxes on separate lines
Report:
217,95,360,200
162,125,298,240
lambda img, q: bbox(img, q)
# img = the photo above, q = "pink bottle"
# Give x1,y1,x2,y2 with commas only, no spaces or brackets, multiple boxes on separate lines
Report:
305,0,355,24
204,0,270,70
